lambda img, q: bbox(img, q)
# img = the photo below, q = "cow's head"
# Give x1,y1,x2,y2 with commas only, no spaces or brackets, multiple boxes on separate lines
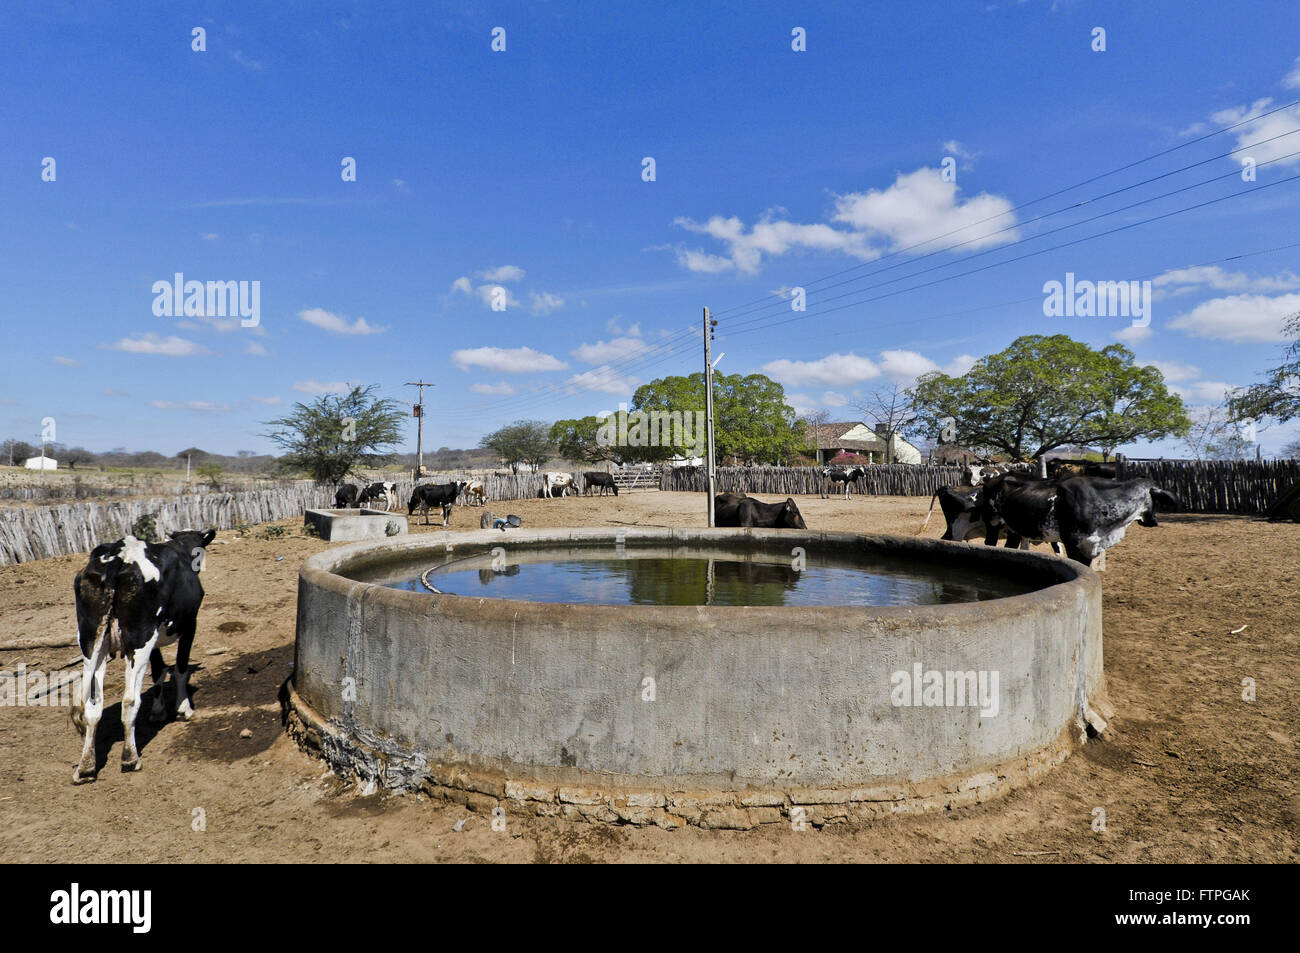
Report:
779,498,807,529
1139,486,1180,527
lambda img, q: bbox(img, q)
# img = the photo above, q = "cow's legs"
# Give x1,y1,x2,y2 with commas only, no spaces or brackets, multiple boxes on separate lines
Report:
148,645,169,721
173,622,196,720
72,630,111,783
120,631,160,771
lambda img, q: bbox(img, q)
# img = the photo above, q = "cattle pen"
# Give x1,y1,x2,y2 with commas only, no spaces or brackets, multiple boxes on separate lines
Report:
662,461,1300,517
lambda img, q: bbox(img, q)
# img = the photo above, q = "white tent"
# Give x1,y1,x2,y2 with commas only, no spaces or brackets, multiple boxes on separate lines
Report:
23,455,57,471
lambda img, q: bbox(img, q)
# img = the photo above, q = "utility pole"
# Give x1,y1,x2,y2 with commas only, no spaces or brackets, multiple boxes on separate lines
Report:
405,381,435,481
704,307,718,527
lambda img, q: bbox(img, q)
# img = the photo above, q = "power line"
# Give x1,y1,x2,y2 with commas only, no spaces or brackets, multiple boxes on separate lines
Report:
710,97,1300,319
723,171,1300,338
721,130,1300,329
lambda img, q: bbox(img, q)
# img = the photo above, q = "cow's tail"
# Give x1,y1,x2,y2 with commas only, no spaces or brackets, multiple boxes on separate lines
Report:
916,490,941,535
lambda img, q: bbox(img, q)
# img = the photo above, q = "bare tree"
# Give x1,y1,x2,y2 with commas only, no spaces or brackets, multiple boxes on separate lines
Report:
803,409,830,463
854,385,917,464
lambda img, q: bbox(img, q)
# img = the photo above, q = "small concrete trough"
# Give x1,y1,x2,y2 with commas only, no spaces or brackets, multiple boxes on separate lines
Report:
303,508,407,542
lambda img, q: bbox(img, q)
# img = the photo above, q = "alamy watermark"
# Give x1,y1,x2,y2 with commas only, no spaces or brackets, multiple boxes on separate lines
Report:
595,404,706,457
1042,273,1150,327
152,272,260,327
890,662,999,717
2,664,80,707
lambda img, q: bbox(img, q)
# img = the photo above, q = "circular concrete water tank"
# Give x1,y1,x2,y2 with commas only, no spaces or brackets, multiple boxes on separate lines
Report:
284,528,1106,829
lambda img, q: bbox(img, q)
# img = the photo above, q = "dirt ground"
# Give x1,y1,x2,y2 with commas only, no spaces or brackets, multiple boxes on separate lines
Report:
2,491,1297,863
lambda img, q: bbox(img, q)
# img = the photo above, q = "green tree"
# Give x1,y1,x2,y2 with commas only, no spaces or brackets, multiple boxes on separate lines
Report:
1229,312,1300,426
481,420,554,471
196,462,223,488
630,372,806,464
911,335,1190,459
263,384,404,484
550,416,625,465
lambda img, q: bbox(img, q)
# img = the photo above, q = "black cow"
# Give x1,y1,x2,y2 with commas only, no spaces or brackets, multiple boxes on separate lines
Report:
923,484,986,541
408,482,463,526
583,472,618,496
358,481,396,511
994,475,1178,568
71,528,215,783
714,492,807,529
334,483,361,508
1047,459,1118,480
820,465,867,499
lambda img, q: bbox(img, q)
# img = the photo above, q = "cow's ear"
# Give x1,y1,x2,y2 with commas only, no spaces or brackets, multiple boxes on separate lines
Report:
201,529,216,547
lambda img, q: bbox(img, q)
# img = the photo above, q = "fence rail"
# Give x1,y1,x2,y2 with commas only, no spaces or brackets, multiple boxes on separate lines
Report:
1116,458,1300,515
660,461,1300,516
661,464,966,497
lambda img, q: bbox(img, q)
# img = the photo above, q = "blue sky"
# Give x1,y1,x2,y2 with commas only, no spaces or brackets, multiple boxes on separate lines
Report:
3,0,1300,457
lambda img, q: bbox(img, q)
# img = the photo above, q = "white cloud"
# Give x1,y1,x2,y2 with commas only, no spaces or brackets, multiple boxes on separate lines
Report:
452,346,568,373
1167,292,1300,342
831,168,1018,253
245,342,270,356
672,167,1017,275
674,214,876,275
201,233,219,241
1207,95,1300,169
1142,359,1201,382
1286,56,1300,90
821,390,849,407
1173,380,1238,404
108,334,213,357
1153,265,1300,299
52,356,81,367
470,382,515,395
572,335,649,364
1114,324,1155,344
530,291,565,315
566,365,639,395
293,380,351,395
451,277,521,309
675,247,741,274
944,354,978,376
762,352,881,387
478,265,526,283
251,395,282,405
878,349,940,383
297,307,386,335
149,400,234,413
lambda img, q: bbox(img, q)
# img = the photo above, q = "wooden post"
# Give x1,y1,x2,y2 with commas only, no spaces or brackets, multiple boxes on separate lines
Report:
406,380,434,481
704,307,717,527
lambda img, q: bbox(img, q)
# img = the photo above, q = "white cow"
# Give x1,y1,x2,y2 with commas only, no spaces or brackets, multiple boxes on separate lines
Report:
543,472,578,498
462,479,487,506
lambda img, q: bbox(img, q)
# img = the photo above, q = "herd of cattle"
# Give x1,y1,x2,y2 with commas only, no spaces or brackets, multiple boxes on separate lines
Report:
62,459,1177,781
333,472,619,526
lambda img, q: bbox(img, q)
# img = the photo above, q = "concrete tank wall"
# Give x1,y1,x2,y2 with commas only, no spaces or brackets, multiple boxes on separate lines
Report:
286,528,1106,827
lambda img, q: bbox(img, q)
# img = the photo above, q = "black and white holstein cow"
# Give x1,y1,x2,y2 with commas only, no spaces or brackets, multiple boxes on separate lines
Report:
990,475,1178,569
358,481,397,511
71,528,215,783
334,482,361,508
714,492,808,528
820,466,867,500
408,482,463,526
583,471,618,496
